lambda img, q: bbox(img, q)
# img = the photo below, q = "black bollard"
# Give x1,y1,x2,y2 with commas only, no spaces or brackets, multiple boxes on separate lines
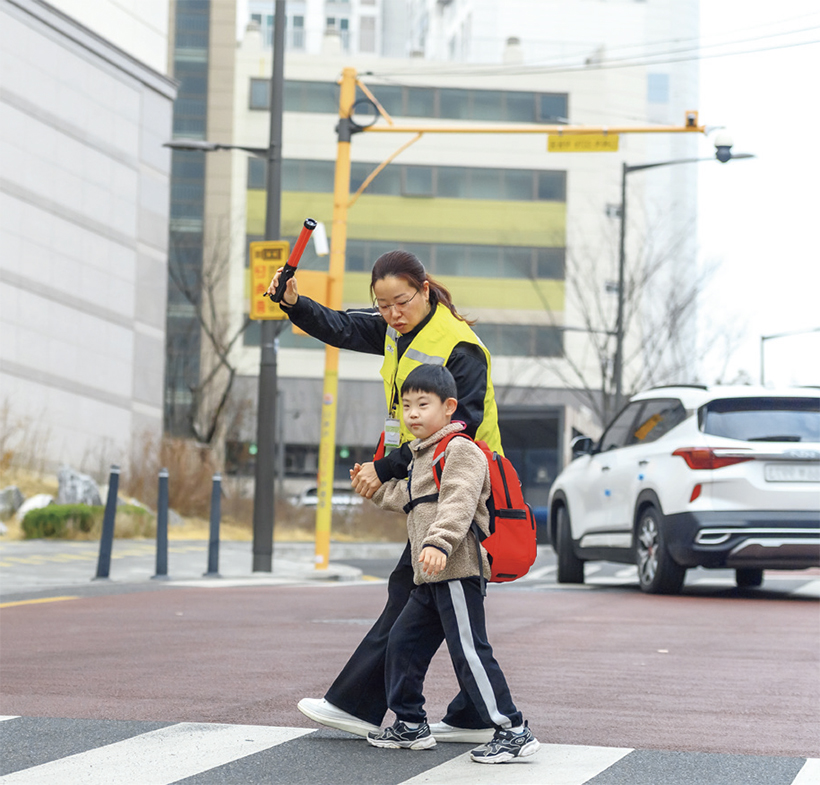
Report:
204,473,221,577
94,465,119,580
153,468,170,580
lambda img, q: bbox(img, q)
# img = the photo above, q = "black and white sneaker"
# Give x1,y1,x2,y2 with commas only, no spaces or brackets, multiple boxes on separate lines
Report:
470,722,539,763
367,720,437,750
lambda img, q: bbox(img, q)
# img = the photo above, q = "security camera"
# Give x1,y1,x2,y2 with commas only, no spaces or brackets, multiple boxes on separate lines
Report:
714,130,733,163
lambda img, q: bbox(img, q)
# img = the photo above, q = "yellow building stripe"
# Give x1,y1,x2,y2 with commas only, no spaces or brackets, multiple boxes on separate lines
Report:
248,191,566,247
0,596,80,609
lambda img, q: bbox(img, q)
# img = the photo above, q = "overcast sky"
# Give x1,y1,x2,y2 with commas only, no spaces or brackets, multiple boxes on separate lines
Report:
696,1,820,387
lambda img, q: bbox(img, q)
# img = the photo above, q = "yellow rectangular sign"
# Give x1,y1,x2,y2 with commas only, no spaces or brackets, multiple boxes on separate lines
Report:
548,134,619,153
249,240,290,320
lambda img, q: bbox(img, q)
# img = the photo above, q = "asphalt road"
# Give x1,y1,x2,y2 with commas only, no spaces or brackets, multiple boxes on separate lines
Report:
0,539,818,784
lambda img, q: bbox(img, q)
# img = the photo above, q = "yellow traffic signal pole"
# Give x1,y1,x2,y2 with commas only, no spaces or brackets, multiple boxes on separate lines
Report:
314,67,706,569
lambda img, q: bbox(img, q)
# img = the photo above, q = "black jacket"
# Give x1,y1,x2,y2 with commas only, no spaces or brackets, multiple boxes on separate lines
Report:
281,296,488,481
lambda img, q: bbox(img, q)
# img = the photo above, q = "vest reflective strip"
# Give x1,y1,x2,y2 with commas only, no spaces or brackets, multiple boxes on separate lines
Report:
387,326,400,342
405,348,445,366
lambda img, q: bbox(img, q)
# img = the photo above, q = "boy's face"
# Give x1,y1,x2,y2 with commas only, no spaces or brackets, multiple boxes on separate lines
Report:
401,389,457,441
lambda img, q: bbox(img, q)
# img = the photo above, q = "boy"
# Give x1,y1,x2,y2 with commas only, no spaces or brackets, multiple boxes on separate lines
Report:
350,364,539,764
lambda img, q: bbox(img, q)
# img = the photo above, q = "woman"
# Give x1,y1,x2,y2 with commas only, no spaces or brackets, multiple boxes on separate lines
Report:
267,249,503,743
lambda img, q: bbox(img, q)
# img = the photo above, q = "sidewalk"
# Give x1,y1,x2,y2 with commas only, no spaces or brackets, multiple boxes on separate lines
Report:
0,539,404,600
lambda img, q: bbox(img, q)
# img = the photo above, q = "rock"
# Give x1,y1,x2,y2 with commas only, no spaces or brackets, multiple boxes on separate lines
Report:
0,486,25,519
16,494,54,521
169,509,183,527
57,467,102,507
0,521,7,535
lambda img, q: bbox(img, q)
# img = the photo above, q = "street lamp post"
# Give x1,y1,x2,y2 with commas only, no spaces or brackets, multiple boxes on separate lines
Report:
165,0,286,573
613,133,754,411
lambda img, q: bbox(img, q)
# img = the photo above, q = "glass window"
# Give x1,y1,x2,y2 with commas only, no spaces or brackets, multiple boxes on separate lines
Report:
436,167,467,198
440,88,471,119
404,166,434,197
301,160,334,191
505,91,534,122
371,85,403,116
599,403,643,452
538,171,566,201
469,168,502,199
628,399,686,445
250,78,269,109
435,244,465,276
502,170,533,200
534,326,564,358
702,397,820,442
471,90,504,121
538,94,568,122
406,87,435,117
536,248,565,279
467,245,501,277
502,247,533,279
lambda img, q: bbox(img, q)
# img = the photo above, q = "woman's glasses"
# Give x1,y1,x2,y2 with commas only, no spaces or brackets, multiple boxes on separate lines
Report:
373,289,419,315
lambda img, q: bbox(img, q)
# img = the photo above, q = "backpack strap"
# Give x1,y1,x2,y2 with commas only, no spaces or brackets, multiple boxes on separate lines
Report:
433,433,488,595
402,465,439,514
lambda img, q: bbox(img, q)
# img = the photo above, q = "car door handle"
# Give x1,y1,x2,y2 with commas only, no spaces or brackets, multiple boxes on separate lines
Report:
601,466,611,472
638,460,649,466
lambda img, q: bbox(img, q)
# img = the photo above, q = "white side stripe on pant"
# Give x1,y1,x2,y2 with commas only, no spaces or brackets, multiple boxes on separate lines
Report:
448,580,510,728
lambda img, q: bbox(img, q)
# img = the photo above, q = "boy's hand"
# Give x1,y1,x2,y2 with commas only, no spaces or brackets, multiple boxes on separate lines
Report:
420,546,447,577
350,461,382,499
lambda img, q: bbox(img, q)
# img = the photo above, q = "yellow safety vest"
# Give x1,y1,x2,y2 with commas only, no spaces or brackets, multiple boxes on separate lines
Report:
379,305,503,454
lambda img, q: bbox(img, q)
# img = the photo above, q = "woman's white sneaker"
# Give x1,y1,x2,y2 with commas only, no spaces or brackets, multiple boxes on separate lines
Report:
297,698,380,738
428,722,495,743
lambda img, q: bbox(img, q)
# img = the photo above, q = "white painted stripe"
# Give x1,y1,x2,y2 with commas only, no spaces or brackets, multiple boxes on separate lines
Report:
521,565,557,580
792,758,820,785
0,716,20,722
400,742,633,784
0,723,311,785
792,580,820,598
448,581,509,728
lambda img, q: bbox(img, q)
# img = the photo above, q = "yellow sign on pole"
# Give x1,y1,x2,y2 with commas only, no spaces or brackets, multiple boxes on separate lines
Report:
249,241,290,320
548,134,620,153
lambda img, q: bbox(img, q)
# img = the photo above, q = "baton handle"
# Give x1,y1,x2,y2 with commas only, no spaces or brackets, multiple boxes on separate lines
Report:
269,218,317,303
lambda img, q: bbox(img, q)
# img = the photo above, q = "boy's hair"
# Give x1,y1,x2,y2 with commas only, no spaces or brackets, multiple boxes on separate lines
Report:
401,364,457,403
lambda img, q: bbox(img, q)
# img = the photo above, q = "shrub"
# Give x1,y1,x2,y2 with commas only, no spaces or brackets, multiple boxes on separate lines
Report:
21,504,155,540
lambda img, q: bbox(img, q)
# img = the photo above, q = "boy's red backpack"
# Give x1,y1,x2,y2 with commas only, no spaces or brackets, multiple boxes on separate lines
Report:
432,433,536,589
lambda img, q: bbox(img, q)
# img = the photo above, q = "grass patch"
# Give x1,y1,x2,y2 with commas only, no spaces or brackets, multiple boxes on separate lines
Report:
21,504,155,540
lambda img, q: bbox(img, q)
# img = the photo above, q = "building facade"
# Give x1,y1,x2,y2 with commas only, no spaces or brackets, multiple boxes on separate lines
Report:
0,0,176,474
167,0,701,518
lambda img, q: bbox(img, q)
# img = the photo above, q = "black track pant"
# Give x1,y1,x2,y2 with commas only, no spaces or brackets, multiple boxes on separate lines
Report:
385,576,523,729
324,543,488,728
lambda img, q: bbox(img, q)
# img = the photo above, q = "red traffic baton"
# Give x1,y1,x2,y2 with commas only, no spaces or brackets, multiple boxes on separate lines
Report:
266,218,318,303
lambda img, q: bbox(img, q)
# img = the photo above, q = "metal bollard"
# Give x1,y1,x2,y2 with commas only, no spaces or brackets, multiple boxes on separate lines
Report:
204,473,221,577
153,468,170,580
94,465,119,580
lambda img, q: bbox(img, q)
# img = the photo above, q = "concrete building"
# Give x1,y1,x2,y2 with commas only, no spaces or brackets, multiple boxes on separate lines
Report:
0,0,176,473
168,0,701,519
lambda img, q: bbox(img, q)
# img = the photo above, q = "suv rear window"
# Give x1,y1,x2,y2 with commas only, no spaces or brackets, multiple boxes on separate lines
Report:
701,397,820,442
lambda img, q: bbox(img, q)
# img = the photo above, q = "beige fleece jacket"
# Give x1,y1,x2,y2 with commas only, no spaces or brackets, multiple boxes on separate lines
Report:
372,421,492,585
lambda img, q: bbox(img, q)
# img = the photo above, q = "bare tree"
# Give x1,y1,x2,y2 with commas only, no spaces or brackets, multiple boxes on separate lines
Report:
166,225,251,445
532,211,736,428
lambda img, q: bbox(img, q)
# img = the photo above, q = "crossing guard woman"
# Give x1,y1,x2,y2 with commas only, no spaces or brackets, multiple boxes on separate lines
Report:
267,249,503,743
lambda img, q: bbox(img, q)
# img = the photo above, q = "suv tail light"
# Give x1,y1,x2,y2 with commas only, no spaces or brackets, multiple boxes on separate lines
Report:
672,447,754,470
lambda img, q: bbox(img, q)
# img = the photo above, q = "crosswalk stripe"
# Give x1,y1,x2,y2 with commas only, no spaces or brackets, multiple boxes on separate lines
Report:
791,580,820,598
400,743,633,785
0,716,20,722
0,723,311,785
792,758,820,785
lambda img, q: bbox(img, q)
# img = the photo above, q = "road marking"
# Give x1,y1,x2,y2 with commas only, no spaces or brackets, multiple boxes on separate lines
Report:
0,716,20,722
792,758,820,785
792,580,820,598
0,723,311,785
0,596,79,609
401,743,633,784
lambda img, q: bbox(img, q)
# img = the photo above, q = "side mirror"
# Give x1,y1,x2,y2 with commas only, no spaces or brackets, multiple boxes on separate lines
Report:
571,436,594,460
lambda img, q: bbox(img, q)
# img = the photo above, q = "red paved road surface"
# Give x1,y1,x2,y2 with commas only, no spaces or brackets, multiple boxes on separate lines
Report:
1,583,817,758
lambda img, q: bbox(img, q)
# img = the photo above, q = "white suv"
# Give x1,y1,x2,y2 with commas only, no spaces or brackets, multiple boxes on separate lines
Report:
547,386,820,594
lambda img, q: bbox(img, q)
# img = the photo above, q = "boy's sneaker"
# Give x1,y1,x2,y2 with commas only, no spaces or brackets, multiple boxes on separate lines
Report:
470,722,539,764
428,721,494,743
367,720,437,750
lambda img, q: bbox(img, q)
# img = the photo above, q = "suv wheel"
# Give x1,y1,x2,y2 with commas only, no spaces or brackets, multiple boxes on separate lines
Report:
736,568,764,588
635,504,686,595
556,505,584,584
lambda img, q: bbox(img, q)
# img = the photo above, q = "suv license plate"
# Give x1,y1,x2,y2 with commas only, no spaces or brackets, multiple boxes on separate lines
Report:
764,463,820,483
